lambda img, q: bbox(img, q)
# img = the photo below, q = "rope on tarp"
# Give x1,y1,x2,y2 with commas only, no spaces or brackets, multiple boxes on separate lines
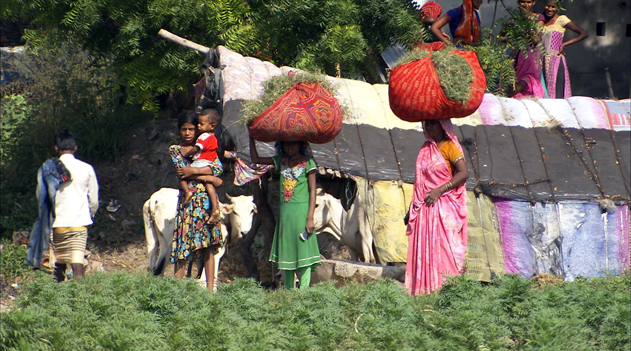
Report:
565,101,607,199
386,127,406,203
531,120,558,204
608,130,631,197
559,127,606,198
517,99,556,203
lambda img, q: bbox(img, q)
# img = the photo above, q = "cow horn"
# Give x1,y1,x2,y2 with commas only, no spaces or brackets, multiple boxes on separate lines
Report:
225,193,232,200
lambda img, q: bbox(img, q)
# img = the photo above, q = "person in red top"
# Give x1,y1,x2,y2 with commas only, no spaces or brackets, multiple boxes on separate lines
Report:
417,1,450,51
180,109,223,224
431,0,482,46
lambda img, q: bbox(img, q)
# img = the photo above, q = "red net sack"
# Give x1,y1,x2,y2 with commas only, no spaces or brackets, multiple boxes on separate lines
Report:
388,50,486,122
248,82,343,144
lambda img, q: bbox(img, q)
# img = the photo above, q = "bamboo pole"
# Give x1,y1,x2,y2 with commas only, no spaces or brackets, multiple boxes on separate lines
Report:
605,67,615,99
157,29,210,54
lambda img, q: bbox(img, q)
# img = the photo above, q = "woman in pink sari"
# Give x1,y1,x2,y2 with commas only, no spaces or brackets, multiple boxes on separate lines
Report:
405,119,469,295
503,0,546,99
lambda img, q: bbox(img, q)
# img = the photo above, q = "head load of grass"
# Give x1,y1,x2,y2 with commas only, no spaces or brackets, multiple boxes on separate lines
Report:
240,72,343,125
393,48,473,104
393,49,430,68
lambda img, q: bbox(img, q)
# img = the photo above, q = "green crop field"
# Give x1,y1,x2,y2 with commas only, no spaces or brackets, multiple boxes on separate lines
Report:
1,269,629,351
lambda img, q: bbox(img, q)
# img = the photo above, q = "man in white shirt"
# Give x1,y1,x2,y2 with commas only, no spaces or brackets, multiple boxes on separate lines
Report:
51,130,99,282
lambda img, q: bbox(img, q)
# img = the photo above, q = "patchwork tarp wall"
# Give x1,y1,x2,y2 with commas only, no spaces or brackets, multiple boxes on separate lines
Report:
217,46,630,280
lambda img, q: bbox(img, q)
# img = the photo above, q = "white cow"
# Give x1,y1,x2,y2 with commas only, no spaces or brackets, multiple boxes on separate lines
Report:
143,188,255,288
144,187,375,289
313,189,376,263
224,193,257,238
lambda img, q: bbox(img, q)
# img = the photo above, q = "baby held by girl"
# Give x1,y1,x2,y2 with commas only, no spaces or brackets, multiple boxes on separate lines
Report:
179,109,223,224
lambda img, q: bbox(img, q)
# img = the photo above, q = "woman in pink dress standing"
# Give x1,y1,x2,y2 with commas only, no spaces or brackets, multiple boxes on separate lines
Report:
539,0,588,98
405,119,470,295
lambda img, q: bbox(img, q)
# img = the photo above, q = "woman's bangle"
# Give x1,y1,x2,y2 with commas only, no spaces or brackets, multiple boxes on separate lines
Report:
445,182,452,191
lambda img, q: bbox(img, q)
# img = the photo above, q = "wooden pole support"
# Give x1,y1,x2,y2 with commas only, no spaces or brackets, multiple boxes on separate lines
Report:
157,29,210,54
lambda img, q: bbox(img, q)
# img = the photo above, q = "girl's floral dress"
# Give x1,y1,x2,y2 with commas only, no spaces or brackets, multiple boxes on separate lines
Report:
170,145,223,262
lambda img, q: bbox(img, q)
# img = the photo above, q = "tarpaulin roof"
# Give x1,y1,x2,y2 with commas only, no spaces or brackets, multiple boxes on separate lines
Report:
216,47,630,278
217,46,631,203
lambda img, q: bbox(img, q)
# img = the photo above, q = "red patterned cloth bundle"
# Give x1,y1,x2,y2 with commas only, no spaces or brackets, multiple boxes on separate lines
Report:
248,81,343,144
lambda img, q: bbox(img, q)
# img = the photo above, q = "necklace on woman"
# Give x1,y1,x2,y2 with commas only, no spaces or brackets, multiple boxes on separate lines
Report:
281,156,306,202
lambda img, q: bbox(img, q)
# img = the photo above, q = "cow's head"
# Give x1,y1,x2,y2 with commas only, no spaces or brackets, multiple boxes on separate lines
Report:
224,194,256,239
312,188,342,239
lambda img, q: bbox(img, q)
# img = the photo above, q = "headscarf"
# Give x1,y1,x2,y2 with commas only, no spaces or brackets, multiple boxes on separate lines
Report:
420,1,442,19
417,1,446,51
454,0,481,44
425,119,465,162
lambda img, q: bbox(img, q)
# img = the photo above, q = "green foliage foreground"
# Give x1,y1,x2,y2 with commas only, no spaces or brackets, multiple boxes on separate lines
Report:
1,273,629,350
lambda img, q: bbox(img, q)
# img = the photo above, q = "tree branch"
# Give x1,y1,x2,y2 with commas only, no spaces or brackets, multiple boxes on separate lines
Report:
157,29,210,54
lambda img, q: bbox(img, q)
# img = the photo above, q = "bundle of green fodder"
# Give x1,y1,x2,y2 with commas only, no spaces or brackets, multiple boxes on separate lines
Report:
243,72,344,144
388,47,486,122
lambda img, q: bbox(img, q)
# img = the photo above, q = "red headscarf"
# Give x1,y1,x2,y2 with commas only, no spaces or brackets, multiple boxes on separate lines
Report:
454,0,481,44
417,1,446,51
420,1,442,19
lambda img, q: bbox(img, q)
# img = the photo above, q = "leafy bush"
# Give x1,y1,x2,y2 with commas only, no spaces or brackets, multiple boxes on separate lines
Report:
0,242,37,282
466,28,517,96
0,40,150,240
1,273,629,350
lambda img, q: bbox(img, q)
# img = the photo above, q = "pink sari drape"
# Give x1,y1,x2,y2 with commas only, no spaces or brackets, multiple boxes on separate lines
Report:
405,119,468,295
513,47,545,99
543,31,572,99
513,14,545,99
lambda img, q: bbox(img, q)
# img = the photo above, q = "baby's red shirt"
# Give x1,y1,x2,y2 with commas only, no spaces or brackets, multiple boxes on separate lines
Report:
195,132,219,161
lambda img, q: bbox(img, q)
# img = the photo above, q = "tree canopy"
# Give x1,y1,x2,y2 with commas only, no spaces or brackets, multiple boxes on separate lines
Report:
2,0,423,110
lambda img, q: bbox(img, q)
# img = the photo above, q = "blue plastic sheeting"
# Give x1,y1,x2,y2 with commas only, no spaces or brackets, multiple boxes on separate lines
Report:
560,203,627,281
530,202,563,276
496,200,562,278
496,200,630,280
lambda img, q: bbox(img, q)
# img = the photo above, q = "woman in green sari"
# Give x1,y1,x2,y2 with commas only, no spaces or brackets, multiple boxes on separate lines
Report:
249,136,321,289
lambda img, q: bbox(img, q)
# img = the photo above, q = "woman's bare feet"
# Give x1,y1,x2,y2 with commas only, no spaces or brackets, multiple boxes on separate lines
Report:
183,191,193,205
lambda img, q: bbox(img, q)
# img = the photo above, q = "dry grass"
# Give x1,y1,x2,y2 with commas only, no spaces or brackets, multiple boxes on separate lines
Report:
531,273,563,289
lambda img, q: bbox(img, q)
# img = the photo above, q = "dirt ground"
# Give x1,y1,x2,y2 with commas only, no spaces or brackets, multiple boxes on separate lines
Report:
85,118,259,279
1,117,351,312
